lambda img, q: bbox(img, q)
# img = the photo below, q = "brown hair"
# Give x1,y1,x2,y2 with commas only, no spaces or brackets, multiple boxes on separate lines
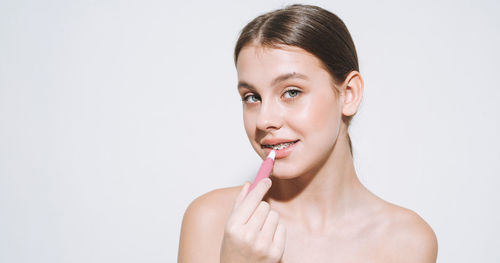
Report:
234,4,359,154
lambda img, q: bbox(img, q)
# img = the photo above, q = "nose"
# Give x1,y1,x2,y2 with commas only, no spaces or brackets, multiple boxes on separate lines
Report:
255,98,283,131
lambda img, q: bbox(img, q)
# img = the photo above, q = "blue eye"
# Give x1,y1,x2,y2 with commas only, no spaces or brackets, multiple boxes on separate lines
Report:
283,89,301,99
243,94,260,103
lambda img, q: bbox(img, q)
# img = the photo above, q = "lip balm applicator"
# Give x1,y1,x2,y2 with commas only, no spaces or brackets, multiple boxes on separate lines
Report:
249,150,276,192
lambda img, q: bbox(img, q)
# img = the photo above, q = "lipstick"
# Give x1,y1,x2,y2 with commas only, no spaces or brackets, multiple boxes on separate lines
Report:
249,150,276,192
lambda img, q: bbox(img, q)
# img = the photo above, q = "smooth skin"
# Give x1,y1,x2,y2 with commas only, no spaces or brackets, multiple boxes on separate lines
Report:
178,44,438,262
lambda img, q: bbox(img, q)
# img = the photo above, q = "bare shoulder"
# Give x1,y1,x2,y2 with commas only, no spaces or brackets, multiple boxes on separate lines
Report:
374,202,438,262
178,185,243,263
183,185,242,222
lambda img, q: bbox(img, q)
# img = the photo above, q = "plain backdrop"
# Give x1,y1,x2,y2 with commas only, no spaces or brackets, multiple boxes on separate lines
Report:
1,0,499,262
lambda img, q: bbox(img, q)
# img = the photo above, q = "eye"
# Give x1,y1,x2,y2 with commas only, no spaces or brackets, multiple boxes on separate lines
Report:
242,93,261,103
283,88,301,99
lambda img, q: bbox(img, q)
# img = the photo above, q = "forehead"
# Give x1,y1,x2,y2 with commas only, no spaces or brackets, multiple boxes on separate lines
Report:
236,44,331,83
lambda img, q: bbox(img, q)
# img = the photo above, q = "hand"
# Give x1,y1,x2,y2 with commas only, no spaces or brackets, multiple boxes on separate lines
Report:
220,179,286,263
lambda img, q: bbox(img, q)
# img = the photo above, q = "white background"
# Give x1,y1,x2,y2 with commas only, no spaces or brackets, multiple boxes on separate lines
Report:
1,0,499,262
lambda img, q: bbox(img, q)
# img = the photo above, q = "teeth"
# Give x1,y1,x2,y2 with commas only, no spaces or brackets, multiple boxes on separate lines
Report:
265,141,296,150
273,143,290,150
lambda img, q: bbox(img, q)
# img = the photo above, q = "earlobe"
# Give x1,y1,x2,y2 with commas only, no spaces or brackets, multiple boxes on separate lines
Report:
341,71,364,116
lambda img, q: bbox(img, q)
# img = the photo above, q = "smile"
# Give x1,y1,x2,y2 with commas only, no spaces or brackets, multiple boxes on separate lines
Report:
262,140,299,150
260,139,299,159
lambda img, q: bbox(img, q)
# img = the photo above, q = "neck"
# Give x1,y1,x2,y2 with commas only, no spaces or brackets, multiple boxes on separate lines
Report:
266,131,369,233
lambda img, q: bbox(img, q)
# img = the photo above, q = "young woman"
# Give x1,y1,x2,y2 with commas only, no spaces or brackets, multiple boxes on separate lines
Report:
178,4,437,263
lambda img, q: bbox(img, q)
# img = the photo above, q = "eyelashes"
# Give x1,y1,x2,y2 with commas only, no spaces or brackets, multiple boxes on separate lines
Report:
241,88,302,104
242,94,261,103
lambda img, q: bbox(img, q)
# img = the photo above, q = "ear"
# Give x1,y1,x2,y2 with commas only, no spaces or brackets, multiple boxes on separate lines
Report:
341,71,364,116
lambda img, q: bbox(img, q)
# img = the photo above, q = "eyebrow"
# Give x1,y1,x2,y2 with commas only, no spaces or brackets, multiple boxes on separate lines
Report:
237,72,309,90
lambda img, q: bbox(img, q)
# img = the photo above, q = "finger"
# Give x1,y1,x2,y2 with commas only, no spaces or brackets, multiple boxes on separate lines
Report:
256,210,280,245
245,201,270,232
232,182,250,210
270,223,286,259
232,178,272,224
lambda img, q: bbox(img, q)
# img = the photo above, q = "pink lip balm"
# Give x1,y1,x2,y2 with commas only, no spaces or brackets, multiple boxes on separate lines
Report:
249,150,276,192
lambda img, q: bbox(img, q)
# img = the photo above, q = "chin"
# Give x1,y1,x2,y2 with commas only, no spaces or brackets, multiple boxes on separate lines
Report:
270,163,303,180
270,172,298,180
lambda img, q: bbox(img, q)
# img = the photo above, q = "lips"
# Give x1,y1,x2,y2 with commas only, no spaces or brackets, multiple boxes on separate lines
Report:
260,139,299,159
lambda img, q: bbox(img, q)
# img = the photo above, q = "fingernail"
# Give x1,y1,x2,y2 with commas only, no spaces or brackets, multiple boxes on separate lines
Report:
264,178,272,187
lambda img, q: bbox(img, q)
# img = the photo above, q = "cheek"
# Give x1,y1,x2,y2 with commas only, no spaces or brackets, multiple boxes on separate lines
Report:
290,94,341,134
243,110,256,139
314,101,340,133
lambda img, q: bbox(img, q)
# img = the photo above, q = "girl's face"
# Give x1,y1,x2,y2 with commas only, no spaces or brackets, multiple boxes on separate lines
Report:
236,44,345,179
